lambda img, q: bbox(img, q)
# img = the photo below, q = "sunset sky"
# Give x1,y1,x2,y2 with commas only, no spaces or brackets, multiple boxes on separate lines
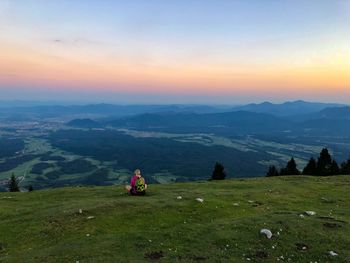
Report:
1,0,350,104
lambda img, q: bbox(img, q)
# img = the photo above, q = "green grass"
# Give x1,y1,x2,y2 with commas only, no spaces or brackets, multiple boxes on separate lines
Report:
0,176,349,262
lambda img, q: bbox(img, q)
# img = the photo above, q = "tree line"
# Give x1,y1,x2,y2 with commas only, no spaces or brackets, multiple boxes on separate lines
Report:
5,148,348,192
6,173,33,192
266,148,350,177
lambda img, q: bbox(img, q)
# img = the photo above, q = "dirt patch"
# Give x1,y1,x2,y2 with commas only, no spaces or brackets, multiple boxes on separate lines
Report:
295,243,309,251
144,251,164,260
255,250,268,258
318,216,347,224
323,222,342,228
252,201,264,207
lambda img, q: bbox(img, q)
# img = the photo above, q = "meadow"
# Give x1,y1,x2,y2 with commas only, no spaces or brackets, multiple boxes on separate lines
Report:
0,175,349,262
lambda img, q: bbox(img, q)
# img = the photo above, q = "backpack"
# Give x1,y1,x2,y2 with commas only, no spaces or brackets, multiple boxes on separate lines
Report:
134,177,146,193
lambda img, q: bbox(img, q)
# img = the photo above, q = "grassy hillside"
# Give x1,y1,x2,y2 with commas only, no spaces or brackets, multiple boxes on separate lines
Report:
0,176,349,262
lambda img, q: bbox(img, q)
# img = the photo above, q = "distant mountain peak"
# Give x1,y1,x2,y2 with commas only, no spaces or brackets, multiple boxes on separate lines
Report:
232,100,345,116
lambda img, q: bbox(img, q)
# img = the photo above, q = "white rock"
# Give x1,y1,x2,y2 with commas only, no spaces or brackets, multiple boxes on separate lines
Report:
176,196,182,200
299,214,305,218
196,198,204,203
248,200,254,203
329,251,338,256
86,234,90,237
260,229,273,239
233,203,240,206
79,209,83,214
87,216,95,220
305,211,316,216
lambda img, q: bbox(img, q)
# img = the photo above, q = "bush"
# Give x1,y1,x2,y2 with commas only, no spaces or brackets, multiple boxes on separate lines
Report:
8,174,20,192
266,165,279,177
211,162,226,180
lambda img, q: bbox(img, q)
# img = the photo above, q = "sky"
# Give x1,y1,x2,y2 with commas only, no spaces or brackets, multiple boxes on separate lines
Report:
0,0,350,104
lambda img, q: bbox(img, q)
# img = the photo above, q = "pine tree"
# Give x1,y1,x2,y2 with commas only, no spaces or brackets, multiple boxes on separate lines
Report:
340,159,350,175
317,148,336,176
317,148,341,176
280,157,300,175
266,165,279,177
8,174,20,192
211,162,226,180
303,157,317,175
329,160,340,175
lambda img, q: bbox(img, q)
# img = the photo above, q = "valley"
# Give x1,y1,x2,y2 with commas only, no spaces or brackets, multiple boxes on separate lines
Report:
0,104,350,190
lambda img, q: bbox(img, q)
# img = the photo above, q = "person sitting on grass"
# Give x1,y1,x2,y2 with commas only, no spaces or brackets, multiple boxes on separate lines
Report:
125,169,147,195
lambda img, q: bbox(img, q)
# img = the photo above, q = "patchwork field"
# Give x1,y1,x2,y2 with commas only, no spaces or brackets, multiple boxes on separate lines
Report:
1,127,350,190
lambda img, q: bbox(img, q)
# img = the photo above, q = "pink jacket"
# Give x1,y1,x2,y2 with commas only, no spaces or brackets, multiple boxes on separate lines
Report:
130,175,138,188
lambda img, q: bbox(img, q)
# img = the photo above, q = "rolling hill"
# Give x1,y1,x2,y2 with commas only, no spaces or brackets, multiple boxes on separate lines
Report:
108,111,292,135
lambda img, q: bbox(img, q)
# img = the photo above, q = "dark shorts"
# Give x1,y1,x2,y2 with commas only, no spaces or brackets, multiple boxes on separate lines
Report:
130,190,146,196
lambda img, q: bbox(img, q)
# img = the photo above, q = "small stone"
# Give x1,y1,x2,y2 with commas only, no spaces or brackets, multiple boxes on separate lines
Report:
329,251,338,256
233,203,239,206
196,198,204,203
176,196,182,200
260,229,273,239
305,211,316,216
79,209,83,214
87,216,94,219
86,234,90,237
